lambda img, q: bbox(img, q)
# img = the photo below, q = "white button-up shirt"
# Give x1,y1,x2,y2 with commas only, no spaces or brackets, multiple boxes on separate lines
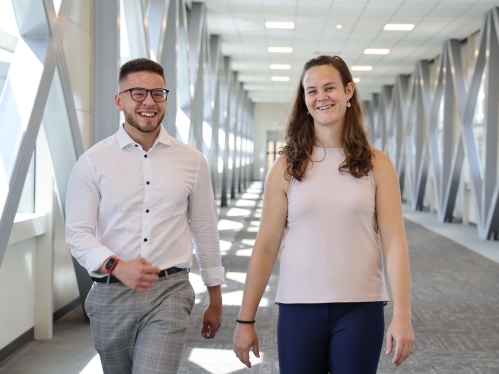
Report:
65,124,224,286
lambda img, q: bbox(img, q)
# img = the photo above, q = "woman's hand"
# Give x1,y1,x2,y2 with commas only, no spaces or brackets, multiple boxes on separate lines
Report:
385,315,414,367
233,323,260,368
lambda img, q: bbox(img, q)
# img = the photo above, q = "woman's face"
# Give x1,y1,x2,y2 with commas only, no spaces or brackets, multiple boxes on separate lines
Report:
302,65,354,128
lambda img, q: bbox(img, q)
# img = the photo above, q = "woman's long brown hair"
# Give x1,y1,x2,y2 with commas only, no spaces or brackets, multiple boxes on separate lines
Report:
280,55,373,181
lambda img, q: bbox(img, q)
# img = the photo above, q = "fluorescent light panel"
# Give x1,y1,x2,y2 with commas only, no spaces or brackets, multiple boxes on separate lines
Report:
336,24,342,29
383,24,415,31
270,64,291,70
268,47,293,53
353,78,361,83
364,48,390,55
351,66,373,71
265,22,295,29
271,76,290,82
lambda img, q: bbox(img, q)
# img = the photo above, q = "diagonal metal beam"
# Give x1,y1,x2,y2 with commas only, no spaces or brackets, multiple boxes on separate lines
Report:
0,0,55,266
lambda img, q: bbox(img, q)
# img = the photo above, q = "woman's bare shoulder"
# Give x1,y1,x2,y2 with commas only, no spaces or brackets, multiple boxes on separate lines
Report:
371,148,395,169
266,154,291,193
371,148,397,185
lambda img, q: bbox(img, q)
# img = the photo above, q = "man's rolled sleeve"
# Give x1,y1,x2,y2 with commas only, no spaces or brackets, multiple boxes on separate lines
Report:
188,155,225,287
65,155,115,276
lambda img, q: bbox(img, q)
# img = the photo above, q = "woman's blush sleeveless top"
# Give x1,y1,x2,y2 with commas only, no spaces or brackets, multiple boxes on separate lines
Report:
275,147,389,303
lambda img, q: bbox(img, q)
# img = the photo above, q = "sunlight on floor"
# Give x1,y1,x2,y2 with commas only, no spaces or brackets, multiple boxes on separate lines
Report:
226,272,270,291
225,272,247,283
241,239,255,246
236,249,253,257
189,272,207,294
218,219,244,230
188,349,264,374
222,290,269,306
220,240,232,251
246,191,261,195
226,208,252,217
240,193,260,199
235,200,257,208
79,354,103,374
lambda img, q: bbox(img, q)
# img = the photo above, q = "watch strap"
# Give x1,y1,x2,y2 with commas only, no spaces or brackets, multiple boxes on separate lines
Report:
105,257,120,275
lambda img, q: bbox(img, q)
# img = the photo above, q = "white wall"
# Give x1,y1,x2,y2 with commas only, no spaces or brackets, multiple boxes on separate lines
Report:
252,102,290,180
0,239,36,350
52,196,79,312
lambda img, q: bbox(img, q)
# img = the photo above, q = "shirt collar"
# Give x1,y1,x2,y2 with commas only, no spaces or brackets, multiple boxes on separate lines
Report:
155,125,172,147
117,123,172,149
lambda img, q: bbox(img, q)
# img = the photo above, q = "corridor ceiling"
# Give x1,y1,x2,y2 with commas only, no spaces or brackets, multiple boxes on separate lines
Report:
201,0,498,103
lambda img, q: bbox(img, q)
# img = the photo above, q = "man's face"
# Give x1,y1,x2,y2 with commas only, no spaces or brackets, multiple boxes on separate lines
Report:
115,71,167,134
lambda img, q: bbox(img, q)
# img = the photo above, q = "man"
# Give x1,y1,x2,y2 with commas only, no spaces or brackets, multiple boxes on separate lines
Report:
65,58,224,374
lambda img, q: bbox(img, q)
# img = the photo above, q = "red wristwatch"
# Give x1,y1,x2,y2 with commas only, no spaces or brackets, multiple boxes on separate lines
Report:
104,257,120,275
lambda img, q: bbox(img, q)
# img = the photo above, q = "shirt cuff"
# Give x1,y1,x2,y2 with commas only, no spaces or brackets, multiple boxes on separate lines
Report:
199,266,225,287
86,246,116,277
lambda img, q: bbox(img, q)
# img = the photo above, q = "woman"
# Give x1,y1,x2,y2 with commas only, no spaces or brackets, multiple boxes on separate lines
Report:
232,55,414,373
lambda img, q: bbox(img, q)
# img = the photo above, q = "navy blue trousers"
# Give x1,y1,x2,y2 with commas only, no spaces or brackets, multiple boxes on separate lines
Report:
277,302,384,374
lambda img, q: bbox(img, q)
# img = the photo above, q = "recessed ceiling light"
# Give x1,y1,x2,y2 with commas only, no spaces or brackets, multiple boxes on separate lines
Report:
353,78,361,83
265,22,295,29
270,64,291,70
383,24,415,31
351,66,373,71
364,48,390,55
268,47,293,53
271,76,290,82
336,25,343,29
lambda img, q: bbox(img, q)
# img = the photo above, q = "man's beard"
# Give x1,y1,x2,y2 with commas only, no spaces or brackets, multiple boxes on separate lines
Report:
124,109,165,134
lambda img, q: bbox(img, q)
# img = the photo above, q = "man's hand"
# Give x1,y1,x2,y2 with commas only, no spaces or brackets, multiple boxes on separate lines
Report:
112,257,160,292
201,285,222,339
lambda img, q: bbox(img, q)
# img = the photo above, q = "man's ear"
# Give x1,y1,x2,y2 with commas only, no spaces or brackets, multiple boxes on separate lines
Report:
114,93,123,111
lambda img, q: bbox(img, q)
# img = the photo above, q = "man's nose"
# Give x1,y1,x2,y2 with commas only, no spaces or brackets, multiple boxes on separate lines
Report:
142,91,156,105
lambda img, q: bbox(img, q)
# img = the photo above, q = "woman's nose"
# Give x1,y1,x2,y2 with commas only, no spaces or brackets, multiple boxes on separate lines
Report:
317,89,327,100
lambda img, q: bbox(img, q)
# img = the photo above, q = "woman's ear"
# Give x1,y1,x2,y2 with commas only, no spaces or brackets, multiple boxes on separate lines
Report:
346,82,355,100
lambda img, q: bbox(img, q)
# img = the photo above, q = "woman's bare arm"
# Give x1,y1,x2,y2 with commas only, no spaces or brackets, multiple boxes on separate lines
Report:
233,154,289,368
372,149,415,367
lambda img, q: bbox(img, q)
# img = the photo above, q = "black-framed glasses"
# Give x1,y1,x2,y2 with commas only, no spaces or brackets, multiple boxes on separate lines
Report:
119,87,169,102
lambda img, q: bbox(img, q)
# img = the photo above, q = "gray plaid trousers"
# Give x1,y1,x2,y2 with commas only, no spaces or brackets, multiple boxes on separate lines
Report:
85,271,195,374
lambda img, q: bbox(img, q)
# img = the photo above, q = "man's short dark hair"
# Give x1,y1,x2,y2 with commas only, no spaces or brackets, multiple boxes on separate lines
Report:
119,58,165,84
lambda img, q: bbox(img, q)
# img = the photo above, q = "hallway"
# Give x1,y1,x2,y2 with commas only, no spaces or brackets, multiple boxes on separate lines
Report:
1,182,499,373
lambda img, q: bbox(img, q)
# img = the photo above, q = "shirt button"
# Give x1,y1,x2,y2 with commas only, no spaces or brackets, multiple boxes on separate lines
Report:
135,144,138,147
144,238,148,242
144,155,148,158
146,181,150,185
146,209,149,213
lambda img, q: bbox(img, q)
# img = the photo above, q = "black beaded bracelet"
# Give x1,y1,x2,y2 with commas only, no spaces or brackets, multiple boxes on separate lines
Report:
236,319,256,324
